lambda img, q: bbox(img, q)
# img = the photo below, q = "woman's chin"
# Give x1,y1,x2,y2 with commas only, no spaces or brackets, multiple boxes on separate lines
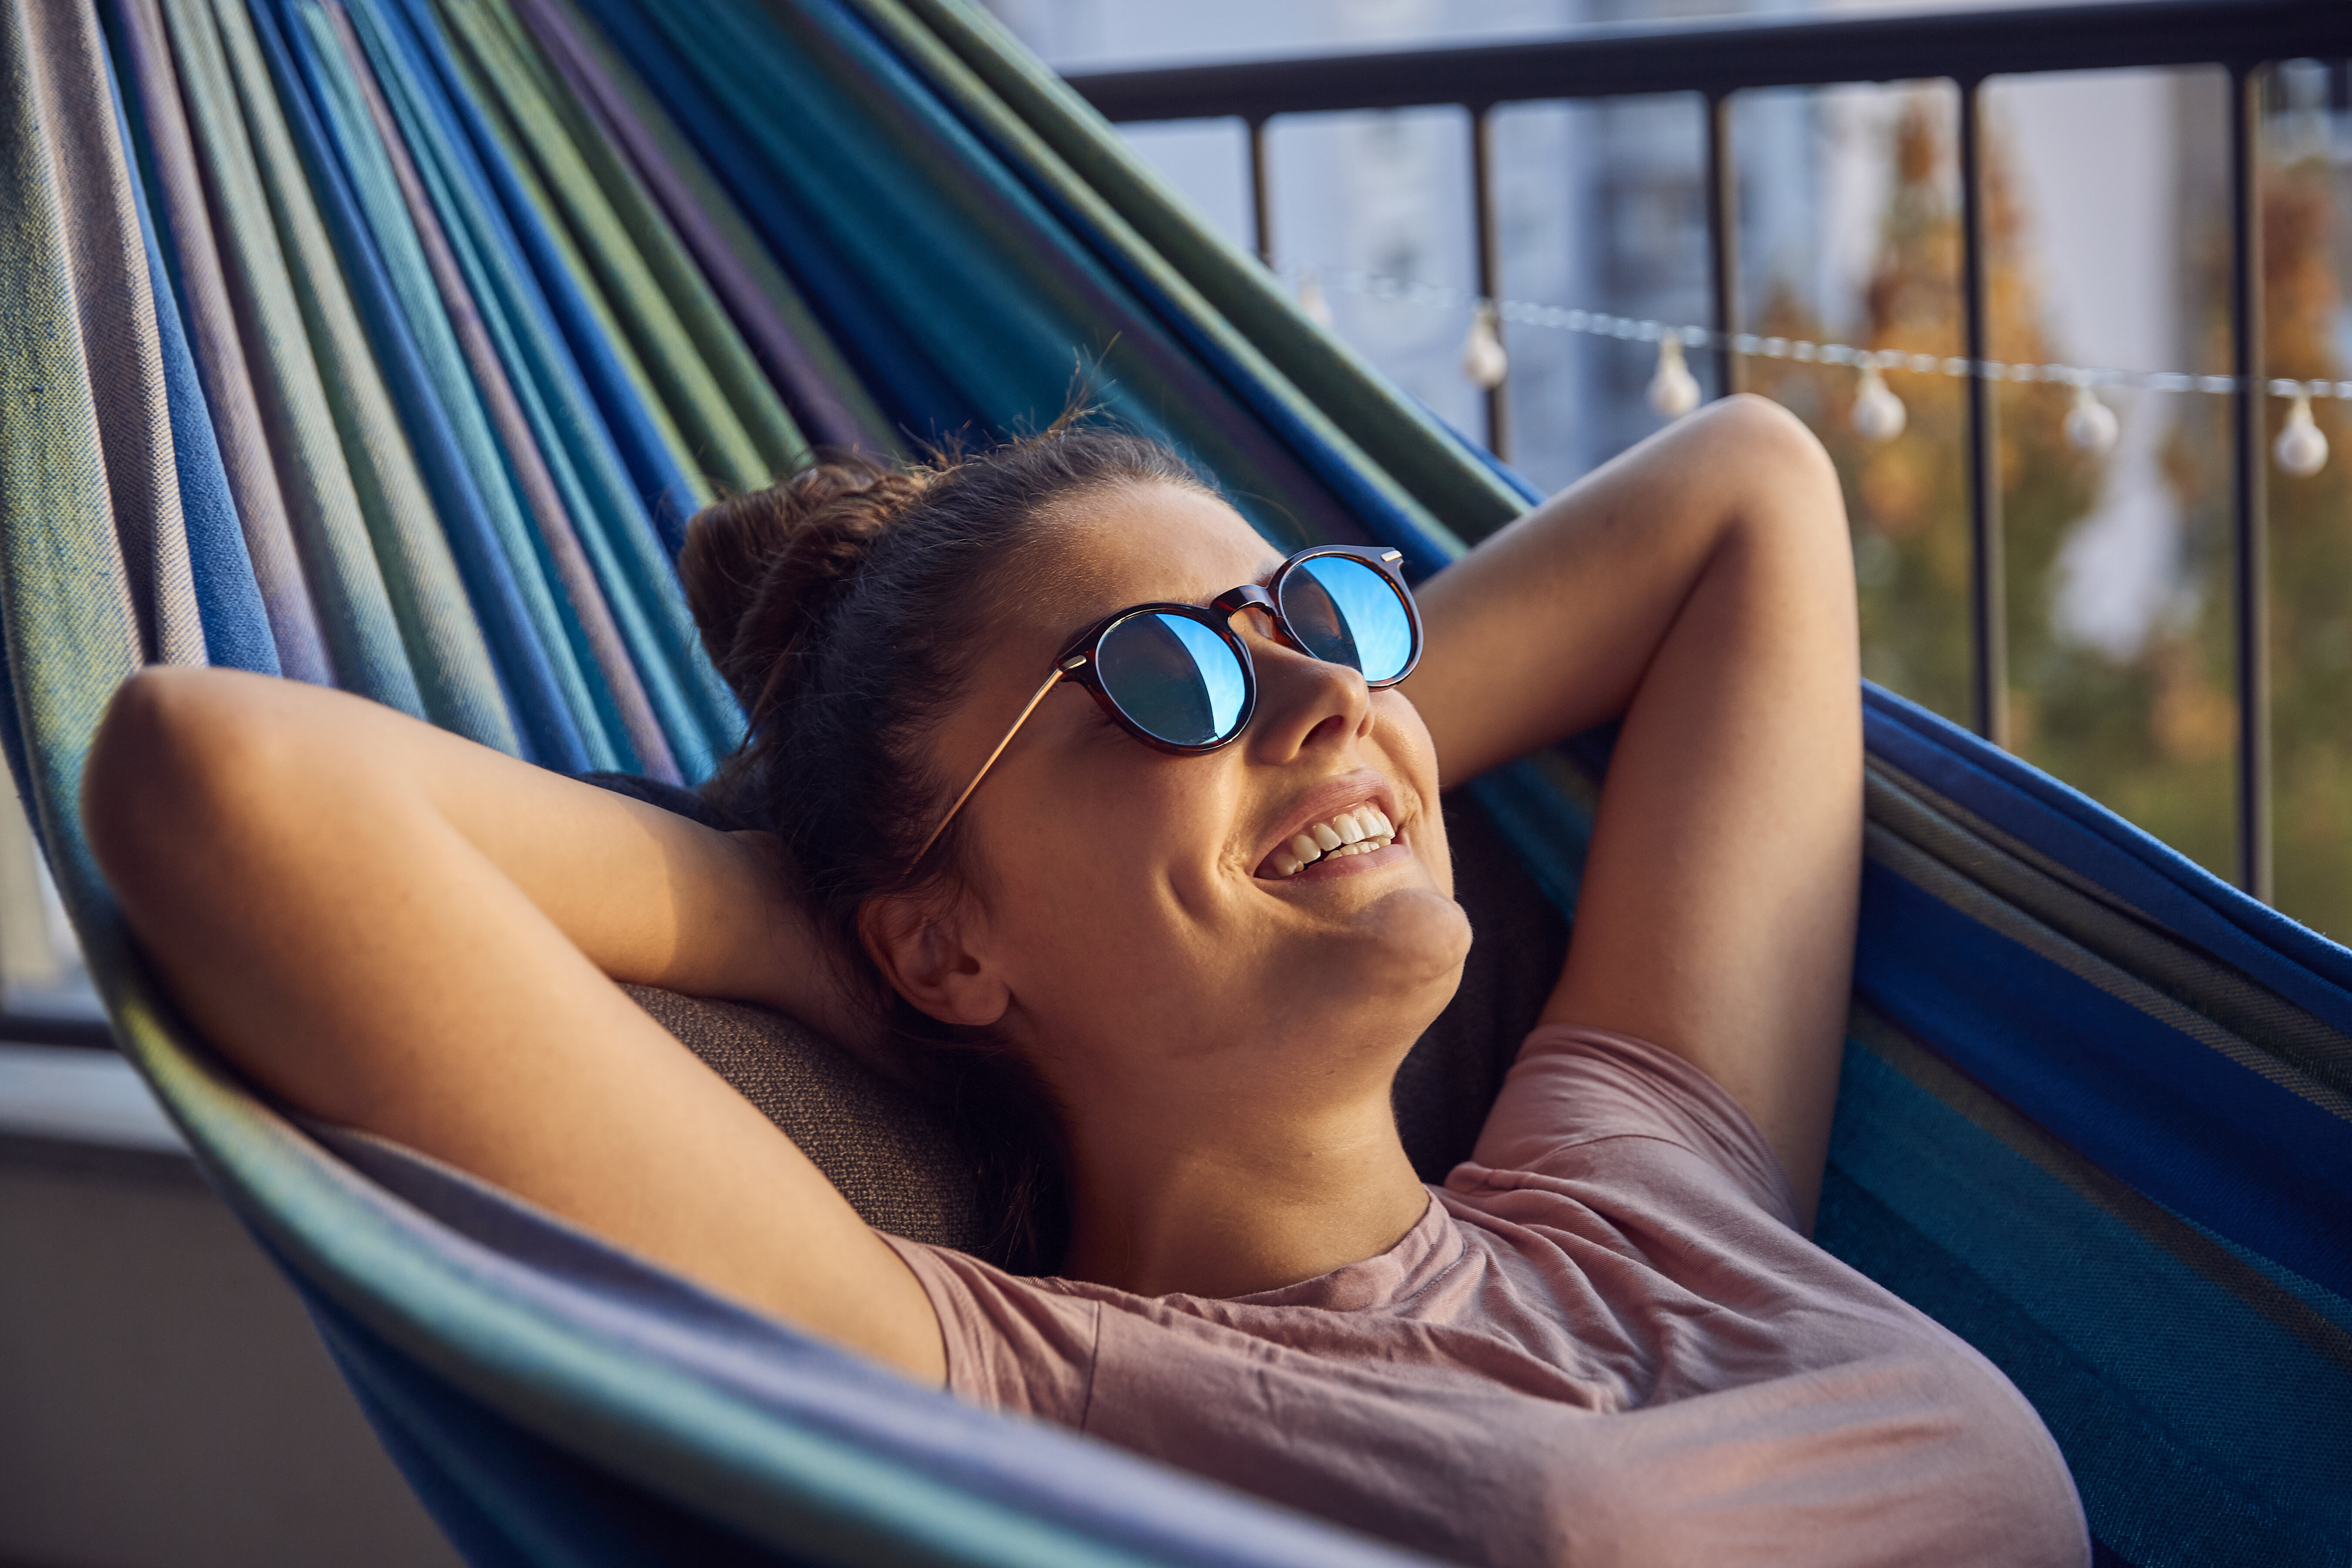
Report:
1368,882,1473,976
1283,883,1472,1024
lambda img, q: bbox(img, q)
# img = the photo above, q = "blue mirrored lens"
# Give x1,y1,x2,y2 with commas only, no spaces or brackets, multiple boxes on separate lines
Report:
1096,612,1249,747
1281,557,1414,684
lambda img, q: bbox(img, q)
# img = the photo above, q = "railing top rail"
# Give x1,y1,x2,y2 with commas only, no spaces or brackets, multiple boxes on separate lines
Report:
1063,0,2352,121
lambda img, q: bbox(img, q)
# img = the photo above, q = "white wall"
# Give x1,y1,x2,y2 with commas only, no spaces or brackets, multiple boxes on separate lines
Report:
0,1090,459,1568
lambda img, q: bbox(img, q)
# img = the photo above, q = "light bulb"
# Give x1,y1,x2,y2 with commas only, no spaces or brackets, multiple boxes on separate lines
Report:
2275,393,2329,478
1648,336,1702,419
1852,362,1906,443
2064,385,2119,455
1461,302,1508,390
1297,269,1335,329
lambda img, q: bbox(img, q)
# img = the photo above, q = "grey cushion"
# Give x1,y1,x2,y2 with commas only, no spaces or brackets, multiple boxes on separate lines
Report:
623,984,989,1252
612,787,1567,1253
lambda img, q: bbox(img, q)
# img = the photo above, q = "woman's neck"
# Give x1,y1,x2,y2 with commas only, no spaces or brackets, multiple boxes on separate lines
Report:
1054,1071,1431,1299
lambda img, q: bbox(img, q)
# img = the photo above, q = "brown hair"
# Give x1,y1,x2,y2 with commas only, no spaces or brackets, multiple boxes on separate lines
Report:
679,425,1211,1273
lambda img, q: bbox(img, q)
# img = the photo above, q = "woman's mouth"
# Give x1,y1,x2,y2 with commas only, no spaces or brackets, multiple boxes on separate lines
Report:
1259,803,1398,879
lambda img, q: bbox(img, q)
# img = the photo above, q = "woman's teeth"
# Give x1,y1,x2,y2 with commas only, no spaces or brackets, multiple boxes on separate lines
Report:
1270,805,1398,877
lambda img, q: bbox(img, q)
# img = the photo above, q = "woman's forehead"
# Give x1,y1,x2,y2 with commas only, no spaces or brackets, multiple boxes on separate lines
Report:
1042,483,1282,616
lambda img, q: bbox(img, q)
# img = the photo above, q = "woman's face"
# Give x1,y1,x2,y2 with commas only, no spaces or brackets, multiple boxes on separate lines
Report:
889,482,1471,1108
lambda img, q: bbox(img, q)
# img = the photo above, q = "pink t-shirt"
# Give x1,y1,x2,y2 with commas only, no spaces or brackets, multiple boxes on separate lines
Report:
883,1026,2088,1567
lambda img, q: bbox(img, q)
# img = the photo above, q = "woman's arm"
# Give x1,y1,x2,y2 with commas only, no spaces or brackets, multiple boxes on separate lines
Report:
83,667,944,1379
1406,396,1862,1228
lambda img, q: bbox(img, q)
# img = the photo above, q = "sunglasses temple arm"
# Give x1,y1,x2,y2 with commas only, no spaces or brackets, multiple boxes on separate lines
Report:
906,667,1069,873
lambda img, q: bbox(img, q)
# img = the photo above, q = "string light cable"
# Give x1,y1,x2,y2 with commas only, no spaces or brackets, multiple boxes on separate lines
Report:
1288,264,2342,477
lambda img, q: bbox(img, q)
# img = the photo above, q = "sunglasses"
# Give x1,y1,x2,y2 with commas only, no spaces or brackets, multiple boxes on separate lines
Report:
911,546,1423,869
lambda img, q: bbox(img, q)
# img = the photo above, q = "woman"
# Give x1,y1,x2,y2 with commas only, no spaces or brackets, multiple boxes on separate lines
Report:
84,396,2085,1565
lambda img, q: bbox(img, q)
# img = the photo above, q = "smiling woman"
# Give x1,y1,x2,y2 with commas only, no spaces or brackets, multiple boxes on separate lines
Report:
79,400,2089,1568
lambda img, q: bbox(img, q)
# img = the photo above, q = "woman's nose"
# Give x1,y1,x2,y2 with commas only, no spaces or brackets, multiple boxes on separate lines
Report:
1245,635,1373,762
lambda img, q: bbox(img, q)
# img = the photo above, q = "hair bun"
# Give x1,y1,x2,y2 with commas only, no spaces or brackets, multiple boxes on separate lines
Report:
680,455,932,714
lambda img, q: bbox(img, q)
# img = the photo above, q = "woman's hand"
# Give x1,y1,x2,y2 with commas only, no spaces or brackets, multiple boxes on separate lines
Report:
82,668,940,1380
1407,396,1863,1230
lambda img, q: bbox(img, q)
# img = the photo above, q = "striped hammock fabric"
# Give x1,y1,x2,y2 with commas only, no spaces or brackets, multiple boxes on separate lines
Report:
1,0,2347,1562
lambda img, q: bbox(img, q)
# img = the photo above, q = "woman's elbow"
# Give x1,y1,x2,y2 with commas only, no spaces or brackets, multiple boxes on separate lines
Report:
1686,395,1852,577
84,667,297,913
1705,395,1842,506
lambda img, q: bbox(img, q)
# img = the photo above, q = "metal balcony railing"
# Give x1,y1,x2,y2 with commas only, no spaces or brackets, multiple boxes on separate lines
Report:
1064,0,2352,902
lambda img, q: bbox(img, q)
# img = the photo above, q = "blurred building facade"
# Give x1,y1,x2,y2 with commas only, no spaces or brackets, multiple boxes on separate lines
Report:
986,0,1816,493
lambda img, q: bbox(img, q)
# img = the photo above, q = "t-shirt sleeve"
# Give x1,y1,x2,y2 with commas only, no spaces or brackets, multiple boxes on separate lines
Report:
1470,1024,1801,1228
878,1233,1099,1423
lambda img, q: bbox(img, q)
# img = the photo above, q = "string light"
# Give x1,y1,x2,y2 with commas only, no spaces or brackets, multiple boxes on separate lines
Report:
1295,267,1335,329
1646,336,1701,417
1851,359,1907,443
2276,392,2330,478
1460,300,1508,390
2063,384,2120,456
1294,264,2345,476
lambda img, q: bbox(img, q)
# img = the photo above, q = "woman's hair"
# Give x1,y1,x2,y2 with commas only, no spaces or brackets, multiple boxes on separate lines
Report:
679,423,1211,1273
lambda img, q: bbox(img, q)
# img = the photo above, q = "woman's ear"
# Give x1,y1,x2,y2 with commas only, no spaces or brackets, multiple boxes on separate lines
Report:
859,893,1010,1028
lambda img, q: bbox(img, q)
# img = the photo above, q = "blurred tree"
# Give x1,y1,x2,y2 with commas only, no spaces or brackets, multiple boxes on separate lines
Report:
2163,143,2352,933
1995,99,2236,886
1741,90,2300,901
1740,95,2086,733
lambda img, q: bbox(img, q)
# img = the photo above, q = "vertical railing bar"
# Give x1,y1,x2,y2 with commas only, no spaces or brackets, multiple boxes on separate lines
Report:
1247,116,1274,268
1957,77,2007,748
1468,102,1509,460
2231,63,2273,902
1704,91,1740,397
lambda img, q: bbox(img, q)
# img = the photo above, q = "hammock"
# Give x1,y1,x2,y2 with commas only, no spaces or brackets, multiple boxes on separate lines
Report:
2,0,2347,1561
